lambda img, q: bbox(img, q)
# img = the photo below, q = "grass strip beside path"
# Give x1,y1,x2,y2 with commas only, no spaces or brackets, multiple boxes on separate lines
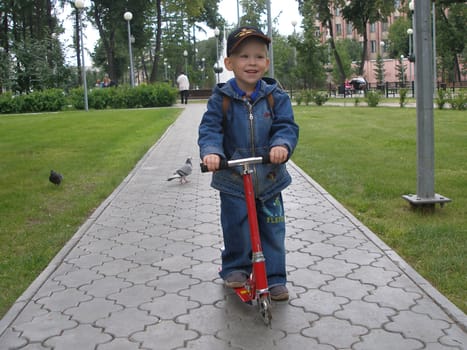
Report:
292,106,466,313
0,108,179,317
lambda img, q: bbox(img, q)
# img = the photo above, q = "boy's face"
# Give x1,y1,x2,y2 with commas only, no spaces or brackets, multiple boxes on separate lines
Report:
224,38,270,93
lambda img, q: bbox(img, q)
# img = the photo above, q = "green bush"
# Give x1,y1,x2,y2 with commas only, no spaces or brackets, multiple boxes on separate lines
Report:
436,89,449,110
1,84,177,114
0,89,66,114
365,90,381,107
311,91,329,106
0,92,18,114
295,92,303,106
399,88,408,107
304,89,313,106
449,91,466,111
86,83,177,110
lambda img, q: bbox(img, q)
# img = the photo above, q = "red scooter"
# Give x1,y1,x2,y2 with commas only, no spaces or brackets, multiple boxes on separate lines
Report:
201,156,272,325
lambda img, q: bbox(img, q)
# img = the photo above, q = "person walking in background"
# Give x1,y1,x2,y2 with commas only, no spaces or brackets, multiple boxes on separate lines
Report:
198,26,299,301
176,72,190,104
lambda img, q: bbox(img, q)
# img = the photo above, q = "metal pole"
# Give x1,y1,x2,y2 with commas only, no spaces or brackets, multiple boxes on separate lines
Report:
78,10,88,111
214,28,220,84
408,31,412,88
127,20,135,87
266,0,274,78
432,1,437,95
402,0,450,208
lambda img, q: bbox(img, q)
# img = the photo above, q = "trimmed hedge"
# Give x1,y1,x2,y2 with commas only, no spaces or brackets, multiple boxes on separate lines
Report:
0,83,178,114
0,89,66,114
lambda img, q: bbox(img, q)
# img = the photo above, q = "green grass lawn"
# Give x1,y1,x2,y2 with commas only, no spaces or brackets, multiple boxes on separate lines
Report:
0,108,179,317
292,106,466,313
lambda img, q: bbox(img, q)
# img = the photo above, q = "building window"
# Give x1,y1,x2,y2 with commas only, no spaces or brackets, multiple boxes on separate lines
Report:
370,23,376,33
336,23,342,36
371,40,376,53
382,19,389,32
335,8,340,17
346,22,353,35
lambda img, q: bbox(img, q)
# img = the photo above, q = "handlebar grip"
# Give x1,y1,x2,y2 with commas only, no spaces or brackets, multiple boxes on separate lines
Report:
200,159,229,173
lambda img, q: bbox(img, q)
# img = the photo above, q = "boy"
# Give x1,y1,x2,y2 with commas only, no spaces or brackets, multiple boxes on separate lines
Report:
198,26,299,301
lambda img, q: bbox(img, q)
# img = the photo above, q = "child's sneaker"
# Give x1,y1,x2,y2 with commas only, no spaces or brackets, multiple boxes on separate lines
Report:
269,285,289,301
224,272,247,288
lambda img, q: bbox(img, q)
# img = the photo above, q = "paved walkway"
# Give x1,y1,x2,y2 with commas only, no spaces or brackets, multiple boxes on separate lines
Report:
0,104,465,350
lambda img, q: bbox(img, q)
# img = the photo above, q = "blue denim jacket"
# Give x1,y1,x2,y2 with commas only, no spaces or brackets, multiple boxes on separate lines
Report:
198,78,299,201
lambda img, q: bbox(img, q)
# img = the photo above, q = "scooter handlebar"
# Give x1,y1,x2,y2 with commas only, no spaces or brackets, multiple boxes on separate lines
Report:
200,156,269,173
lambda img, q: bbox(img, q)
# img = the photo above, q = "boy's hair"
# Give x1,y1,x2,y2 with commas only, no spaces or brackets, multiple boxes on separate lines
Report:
227,26,271,56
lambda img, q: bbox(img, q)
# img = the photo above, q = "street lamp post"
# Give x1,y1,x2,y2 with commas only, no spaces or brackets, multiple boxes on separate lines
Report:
214,27,220,84
74,0,88,111
400,55,405,87
124,11,135,87
291,20,297,66
379,41,385,57
183,50,188,75
407,28,413,90
402,0,450,209
266,0,274,78
201,57,206,86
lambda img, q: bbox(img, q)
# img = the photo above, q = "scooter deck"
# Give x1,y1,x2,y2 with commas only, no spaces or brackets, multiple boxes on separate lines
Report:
233,286,253,304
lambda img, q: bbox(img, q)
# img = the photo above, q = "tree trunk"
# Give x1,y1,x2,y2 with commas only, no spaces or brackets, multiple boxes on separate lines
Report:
149,0,162,83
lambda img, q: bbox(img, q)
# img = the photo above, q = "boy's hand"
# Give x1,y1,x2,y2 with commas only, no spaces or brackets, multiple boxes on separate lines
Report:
269,146,288,164
203,154,221,172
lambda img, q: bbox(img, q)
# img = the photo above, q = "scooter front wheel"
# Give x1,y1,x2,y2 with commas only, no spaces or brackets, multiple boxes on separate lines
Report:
258,294,272,326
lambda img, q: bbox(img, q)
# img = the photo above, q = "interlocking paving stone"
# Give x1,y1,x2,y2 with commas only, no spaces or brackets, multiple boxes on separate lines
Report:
302,317,368,348
291,289,349,315
140,293,199,319
64,298,123,323
95,308,158,337
44,324,112,349
354,329,423,350
1,104,465,349
131,320,198,349
79,275,132,298
14,312,77,343
96,337,141,350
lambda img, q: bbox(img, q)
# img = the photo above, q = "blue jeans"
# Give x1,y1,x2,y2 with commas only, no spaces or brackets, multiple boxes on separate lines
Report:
219,192,287,287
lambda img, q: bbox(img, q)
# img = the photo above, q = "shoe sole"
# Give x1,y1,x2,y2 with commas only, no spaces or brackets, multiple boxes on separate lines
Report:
270,293,289,301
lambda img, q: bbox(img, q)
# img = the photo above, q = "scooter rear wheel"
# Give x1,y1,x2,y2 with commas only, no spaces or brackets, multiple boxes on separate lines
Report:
258,294,272,326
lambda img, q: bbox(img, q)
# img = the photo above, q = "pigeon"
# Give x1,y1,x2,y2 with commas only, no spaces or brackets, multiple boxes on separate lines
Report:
49,170,63,185
167,158,192,184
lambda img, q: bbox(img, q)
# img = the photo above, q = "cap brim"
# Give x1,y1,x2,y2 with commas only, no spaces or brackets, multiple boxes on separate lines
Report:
228,33,271,56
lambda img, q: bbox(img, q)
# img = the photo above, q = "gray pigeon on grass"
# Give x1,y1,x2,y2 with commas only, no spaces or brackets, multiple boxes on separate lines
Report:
167,158,192,184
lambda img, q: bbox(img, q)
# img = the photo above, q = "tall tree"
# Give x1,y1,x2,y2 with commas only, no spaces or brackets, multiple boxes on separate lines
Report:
436,1,466,82
341,0,395,76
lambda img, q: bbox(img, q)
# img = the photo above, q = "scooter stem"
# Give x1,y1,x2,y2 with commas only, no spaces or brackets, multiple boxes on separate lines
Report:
242,169,268,294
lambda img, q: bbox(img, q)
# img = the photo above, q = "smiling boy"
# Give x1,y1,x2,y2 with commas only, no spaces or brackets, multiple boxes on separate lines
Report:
198,26,299,301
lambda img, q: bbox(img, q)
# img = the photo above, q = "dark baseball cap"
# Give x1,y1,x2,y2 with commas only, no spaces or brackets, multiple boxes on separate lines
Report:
226,26,271,56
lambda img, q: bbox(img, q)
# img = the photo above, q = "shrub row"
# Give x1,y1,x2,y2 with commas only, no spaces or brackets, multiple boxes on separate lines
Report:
294,90,329,106
0,83,178,114
0,89,66,114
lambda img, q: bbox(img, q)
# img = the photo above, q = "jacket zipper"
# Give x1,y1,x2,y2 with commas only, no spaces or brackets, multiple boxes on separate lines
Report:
246,100,259,193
